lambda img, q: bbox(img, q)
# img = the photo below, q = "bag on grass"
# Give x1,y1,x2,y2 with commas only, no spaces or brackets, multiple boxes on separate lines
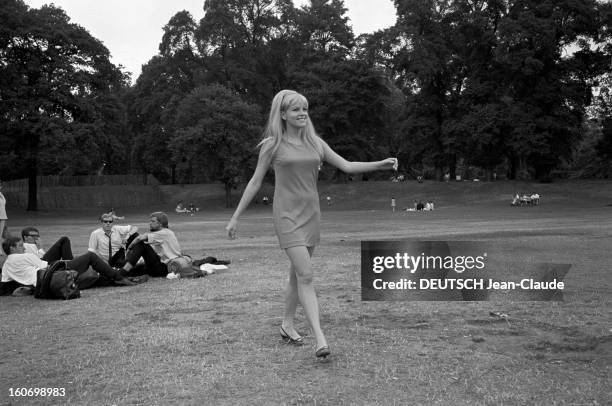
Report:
35,261,80,300
192,256,231,266
166,255,204,278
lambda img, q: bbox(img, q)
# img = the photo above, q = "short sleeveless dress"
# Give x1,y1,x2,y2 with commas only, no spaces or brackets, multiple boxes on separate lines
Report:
272,138,322,249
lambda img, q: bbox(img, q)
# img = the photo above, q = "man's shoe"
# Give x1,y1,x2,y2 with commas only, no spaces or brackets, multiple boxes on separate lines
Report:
12,286,34,296
128,275,149,284
114,277,136,286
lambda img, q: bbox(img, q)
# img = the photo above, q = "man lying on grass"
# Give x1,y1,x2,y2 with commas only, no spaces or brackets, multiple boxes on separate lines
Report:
21,226,74,262
0,237,145,295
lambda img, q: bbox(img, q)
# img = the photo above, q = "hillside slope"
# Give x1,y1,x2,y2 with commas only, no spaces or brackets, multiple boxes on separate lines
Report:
159,180,612,211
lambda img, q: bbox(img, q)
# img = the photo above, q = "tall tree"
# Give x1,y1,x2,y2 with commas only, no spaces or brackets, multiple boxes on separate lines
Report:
391,0,466,180
127,11,203,183
589,72,612,174
159,10,199,57
491,0,608,179
0,0,128,209
196,0,282,105
295,0,355,58
168,84,263,206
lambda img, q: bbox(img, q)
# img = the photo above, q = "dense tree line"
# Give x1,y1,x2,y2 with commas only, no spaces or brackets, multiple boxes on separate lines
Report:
0,0,129,209
1,0,611,209
363,0,612,180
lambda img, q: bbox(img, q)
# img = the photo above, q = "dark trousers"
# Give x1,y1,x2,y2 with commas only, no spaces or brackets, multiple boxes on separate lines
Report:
0,280,24,296
108,233,139,268
65,252,120,281
125,241,168,277
41,236,74,262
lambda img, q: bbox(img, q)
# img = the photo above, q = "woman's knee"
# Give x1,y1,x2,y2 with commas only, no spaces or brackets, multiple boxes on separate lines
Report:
285,246,314,284
295,271,314,285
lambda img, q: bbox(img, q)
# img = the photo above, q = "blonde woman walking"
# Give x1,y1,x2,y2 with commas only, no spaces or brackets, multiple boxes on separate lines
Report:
226,90,398,358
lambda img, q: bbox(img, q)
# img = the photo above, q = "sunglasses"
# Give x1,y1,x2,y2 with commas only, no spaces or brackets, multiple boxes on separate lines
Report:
27,234,40,237
102,220,114,224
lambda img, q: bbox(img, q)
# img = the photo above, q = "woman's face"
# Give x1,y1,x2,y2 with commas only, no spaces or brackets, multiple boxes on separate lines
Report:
282,98,308,130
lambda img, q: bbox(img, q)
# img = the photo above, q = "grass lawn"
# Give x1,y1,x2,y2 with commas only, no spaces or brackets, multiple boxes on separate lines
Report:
1,180,611,405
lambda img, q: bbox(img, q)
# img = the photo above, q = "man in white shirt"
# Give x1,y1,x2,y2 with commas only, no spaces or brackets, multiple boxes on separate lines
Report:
1,237,142,293
118,212,181,278
88,213,138,267
21,227,73,262
1,238,41,288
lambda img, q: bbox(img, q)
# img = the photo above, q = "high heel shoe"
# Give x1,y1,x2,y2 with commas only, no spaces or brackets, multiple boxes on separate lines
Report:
315,345,331,358
280,325,304,346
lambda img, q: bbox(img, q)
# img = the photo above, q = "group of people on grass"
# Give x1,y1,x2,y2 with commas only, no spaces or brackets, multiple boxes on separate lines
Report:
0,211,182,296
511,192,540,206
405,199,435,211
175,201,197,215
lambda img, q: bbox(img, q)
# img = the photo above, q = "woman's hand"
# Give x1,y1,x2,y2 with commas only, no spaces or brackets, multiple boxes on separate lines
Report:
380,158,399,171
226,218,238,240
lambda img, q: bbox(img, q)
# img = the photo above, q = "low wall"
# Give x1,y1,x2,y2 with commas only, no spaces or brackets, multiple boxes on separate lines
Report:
4,185,163,209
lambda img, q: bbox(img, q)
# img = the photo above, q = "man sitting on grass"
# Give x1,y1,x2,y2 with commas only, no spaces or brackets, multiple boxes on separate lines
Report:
0,237,145,295
118,212,181,278
21,226,73,262
88,213,138,268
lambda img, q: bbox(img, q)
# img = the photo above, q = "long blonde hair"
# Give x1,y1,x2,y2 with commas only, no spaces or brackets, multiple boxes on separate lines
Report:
258,90,324,159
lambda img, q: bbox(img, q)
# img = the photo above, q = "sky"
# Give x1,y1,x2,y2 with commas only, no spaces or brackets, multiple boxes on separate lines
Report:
23,0,397,82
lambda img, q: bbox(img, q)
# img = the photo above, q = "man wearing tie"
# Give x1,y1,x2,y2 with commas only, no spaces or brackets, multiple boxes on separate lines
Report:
88,213,138,268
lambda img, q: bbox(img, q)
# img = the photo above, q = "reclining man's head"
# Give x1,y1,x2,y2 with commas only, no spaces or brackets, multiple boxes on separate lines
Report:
21,227,40,244
3,236,23,255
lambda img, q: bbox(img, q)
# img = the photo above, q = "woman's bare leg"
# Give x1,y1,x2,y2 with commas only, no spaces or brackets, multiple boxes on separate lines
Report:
282,246,314,337
282,263,299,335
284,246,327,350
